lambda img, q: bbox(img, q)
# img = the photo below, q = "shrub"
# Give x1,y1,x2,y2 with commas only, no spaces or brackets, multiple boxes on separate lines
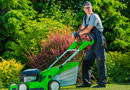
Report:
106,52,130,82
2,17,73,64
0,57,24,87
0,78,3,89
24,29,77,70
92,51,130,83
0,0,37,61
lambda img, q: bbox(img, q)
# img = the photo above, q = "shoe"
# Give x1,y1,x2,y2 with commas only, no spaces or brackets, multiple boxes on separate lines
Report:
93,84,106,88
76,83,91,88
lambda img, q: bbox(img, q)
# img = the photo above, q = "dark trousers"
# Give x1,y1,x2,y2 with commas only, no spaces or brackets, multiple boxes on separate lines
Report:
82,42,107,84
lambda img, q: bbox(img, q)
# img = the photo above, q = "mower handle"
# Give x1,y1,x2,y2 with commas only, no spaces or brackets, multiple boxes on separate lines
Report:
48,40,94,69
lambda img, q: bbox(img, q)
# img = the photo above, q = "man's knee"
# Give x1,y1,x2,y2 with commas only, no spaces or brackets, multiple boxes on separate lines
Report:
95,47,106,61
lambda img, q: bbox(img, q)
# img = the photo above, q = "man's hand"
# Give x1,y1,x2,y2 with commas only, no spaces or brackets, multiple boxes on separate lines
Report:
72,32,81,42
72,32,80,39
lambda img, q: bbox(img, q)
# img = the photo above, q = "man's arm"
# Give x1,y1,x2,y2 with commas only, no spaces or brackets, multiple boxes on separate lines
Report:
80,25,85,30
79,14,97,36
79,25,94,35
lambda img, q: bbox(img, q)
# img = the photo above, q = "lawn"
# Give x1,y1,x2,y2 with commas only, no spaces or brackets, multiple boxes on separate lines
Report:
61,83,130,90
1,83,130,90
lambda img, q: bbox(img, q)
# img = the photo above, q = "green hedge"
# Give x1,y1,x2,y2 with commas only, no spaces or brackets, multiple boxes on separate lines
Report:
92,51,130,83
0,78,3,89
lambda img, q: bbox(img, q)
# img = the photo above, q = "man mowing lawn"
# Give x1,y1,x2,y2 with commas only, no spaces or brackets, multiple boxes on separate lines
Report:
74,1,107,88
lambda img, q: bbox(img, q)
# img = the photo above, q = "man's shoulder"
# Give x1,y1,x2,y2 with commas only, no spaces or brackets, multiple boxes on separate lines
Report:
92,13,99,17
91,13,101,19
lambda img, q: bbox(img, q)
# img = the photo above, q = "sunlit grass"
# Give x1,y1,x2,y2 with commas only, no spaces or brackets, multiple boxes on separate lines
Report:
61,83,130,90
0,89,8,90
2,83,130,90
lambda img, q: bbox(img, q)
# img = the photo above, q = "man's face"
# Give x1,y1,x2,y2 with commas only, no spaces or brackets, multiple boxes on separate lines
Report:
83,5,92,14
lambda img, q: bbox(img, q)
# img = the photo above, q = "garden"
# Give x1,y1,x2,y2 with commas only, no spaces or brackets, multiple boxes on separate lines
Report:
0,0,129,90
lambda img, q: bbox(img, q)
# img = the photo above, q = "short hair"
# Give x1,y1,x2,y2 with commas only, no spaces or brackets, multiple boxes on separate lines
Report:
83,1,92,6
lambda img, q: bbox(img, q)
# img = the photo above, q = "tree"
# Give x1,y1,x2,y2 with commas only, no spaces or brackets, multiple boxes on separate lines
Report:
0,0,37,58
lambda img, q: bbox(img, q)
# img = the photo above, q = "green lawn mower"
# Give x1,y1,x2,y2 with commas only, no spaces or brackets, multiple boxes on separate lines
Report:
9,33,94,90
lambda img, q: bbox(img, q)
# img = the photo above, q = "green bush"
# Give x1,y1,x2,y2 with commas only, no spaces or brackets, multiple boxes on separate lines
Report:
2,17,73,63
92,51,130,83
106,52,130,82
41,1,76,26
0,78,3,89
0,57,24,87
0,0,37,61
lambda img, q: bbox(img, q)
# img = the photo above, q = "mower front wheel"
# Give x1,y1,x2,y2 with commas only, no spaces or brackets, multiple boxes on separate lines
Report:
48,80,60,90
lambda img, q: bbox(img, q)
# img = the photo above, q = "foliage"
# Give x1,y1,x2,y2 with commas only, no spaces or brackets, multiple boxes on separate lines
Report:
1,17,72,64
0,0,36,15
0,78,3,89
0,0,37,60
0,57,24,87
109,24,130,52
24,29,75,70
40,0,76,26
119,0,130,18
92,51,130,83
106,52,130,82
0,0,75,64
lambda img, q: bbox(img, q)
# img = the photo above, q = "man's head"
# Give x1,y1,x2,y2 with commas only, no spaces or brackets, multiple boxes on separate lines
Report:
83,1,93,14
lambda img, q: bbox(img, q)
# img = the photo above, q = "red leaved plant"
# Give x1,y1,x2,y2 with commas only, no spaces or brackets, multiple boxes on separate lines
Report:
24,28,75,70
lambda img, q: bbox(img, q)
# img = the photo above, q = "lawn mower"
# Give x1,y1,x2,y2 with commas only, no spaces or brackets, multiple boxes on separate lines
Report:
9,33,94,90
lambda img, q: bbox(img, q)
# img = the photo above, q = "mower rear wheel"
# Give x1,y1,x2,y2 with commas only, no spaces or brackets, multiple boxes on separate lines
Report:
48,80,60,90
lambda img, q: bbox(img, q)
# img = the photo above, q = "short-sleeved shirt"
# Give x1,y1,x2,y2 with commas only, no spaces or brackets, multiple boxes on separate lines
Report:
82,13,103,32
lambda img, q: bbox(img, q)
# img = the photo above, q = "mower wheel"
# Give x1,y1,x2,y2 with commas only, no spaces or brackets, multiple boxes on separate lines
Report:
48,80,60,90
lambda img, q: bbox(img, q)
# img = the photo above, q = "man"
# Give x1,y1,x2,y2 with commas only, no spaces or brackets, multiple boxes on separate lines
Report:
75,1,107,88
